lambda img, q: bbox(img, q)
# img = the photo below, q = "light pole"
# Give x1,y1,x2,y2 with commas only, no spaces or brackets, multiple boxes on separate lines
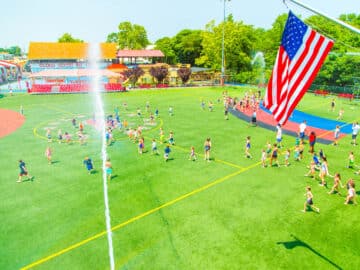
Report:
221,0,230,86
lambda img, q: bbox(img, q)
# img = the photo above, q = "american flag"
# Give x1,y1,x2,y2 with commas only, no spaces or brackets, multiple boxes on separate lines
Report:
264,11,334,125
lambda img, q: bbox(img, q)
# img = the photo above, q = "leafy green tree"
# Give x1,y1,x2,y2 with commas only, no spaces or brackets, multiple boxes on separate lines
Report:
177,67,192,84
115,22,149,49
172,29,203,65
0,46,22,56
122,66,145,86
58,33,84,43
150,66,169,83
314,54,360,87
258,13,288,70
154,37,177,64
196,15,257,76
305,14,360,52
106,32,119,44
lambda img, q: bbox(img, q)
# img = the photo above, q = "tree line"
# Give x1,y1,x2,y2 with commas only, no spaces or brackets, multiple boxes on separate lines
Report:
109,13,360,89
10,12,359,89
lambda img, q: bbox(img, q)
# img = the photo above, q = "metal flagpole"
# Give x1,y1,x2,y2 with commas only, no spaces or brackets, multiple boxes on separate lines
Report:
286,0,360,35
221,0,231,86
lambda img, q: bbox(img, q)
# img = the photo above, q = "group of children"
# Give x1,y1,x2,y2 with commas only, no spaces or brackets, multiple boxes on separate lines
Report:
225,90,358,212
19,93,359,211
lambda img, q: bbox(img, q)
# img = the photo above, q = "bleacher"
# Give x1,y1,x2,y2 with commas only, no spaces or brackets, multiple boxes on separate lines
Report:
338,93,354,100
314,89,329,96
30,83,126,94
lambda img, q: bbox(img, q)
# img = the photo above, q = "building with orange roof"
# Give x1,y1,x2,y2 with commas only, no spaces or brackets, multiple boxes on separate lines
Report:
28,42,116,60
27,42,126,93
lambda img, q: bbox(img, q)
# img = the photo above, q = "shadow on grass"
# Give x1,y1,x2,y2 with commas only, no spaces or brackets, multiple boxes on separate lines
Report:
21,176,35,183
51,160,60,164
277,235,342,269
110,174,118,180
0,94,4,99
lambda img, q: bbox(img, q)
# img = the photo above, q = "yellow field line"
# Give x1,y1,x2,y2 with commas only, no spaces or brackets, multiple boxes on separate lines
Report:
22,98,353,269
21,164,256,269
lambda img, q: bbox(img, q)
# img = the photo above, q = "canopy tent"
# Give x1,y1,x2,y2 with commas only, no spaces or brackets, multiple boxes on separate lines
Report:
29,69,123,78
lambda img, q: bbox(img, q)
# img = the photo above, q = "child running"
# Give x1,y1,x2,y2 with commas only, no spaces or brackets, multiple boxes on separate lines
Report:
138,137,145,154
105,158,112,180
276,124,282,148
189,146,197,161
266,141,272,157
46,128,52,142
164,144,171,161
58,129,63,144
284,149,290,167
168,106,173,116
159,128,165,144
304,161,316,179
64,132,71,144
294,145,300,161
83,157,94,174
328,173,344,195
45,147,52,165
270,144,279,167
261,149,267,168
319,157,329,187
151,139,159,155
302,186,320,213
17,160,33,183
245,136,252,158
168,131,175,145
204,138,212,162
348,151,355,169
344,180,357,205
333,125,340,146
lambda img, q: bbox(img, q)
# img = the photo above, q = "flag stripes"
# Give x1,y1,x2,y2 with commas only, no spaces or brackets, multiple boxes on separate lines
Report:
264,11,334,125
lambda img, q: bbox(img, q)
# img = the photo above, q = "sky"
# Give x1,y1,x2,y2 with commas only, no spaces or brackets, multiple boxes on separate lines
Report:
1,0,359,52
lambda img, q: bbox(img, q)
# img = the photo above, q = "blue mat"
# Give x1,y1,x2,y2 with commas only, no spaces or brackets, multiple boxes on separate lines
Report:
260,104,352,134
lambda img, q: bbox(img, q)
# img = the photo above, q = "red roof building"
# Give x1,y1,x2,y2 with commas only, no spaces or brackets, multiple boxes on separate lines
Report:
117,50,164,64
117,50,164,58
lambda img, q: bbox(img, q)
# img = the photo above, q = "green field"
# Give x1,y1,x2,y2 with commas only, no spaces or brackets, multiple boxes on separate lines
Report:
1,87,359,270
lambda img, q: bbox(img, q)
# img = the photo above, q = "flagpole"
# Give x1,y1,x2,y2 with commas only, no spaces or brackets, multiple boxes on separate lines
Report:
286,0,360,35
221,0,230,86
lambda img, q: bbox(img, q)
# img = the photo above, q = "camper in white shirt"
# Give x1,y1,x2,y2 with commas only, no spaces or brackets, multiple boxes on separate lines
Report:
351,122,360,145
299,120,307,143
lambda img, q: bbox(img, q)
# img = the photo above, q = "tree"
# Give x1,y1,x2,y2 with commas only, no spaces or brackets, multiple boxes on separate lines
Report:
0,46,22,56
106,22,149,49
106,32,119,44
150,66,169,83
154,37,176,64
196,15,257,75
172,29,203,65
314,54,360,87
257,13,288,70
304,14,360,52
58,33,84,43
177,67,192,84
122,67,145,86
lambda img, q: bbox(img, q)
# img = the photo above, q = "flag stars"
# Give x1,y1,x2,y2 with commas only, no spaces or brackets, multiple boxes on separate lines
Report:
282,11,308,60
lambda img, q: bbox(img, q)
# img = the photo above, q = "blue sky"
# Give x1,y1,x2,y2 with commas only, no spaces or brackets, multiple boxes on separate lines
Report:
1,0,359,51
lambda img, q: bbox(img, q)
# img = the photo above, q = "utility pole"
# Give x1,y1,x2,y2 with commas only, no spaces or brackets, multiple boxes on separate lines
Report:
221,0,230,86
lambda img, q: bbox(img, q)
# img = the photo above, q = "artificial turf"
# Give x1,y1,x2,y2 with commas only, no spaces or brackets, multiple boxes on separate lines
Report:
0,87,359,269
